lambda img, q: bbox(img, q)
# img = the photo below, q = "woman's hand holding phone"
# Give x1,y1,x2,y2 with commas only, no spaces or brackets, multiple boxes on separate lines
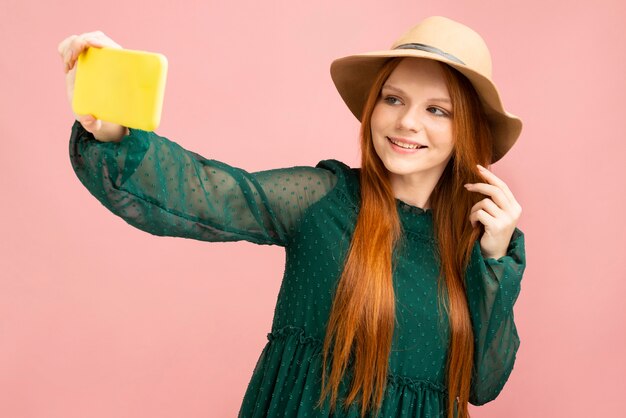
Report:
57,31,129,142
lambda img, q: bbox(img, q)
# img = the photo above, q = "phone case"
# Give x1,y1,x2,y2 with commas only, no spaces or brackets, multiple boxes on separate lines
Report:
72,46,168,132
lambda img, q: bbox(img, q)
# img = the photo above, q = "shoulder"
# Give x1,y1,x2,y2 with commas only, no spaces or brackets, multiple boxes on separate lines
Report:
315,159,361,209
315,158,357,177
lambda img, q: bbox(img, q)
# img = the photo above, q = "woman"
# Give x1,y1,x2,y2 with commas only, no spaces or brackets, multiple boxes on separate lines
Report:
58,16,526,418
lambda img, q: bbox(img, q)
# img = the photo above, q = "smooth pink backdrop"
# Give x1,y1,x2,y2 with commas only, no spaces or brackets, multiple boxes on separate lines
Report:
1,0,625,417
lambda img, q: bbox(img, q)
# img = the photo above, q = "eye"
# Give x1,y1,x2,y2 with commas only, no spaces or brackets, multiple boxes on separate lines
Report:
427,106,450,117
383,95,402,105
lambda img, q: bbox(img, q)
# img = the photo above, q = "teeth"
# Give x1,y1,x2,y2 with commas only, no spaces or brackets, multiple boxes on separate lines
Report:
389,137,422,149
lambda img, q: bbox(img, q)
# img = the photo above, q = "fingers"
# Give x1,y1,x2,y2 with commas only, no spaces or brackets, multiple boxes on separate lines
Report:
464,165,518,211
470,197,504,219
464,181,510,212
469,204,515,238
57,34,77,55
475,164,516,203
58,31,122,73
465,165,523,230
468,208,496,229
64,37,98,73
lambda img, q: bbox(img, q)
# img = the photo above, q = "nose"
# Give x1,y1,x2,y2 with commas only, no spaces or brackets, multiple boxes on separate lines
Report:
396,107,422,133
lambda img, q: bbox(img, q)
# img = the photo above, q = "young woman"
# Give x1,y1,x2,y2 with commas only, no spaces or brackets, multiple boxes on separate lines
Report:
58,16,526,418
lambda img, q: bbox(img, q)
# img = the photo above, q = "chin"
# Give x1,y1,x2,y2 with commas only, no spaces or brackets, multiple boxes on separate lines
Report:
380,155,428,175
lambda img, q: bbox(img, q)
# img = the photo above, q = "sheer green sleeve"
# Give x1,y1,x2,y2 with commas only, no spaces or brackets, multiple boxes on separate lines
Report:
465,227,526,405
68,120,337,247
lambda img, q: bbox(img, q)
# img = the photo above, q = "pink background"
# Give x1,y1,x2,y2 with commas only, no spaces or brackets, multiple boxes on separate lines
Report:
1,0,625,417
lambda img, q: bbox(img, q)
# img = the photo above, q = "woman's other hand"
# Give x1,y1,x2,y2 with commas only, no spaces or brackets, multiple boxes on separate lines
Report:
464,165,523,259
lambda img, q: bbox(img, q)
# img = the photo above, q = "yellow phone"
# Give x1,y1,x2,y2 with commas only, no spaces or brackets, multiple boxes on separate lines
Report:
72,46,168,132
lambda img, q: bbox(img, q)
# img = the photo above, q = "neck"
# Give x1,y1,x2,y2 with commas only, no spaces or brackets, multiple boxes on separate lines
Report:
389,170,441,210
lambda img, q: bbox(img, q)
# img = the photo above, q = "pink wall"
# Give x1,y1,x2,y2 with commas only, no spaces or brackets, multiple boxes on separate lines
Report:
1,0,625,416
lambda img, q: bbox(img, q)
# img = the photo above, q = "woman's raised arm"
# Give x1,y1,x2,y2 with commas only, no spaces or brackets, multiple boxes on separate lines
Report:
69,121,337,247
60,31,339,247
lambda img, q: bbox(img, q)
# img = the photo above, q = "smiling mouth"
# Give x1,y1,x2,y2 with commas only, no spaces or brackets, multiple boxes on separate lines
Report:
387,137,428,150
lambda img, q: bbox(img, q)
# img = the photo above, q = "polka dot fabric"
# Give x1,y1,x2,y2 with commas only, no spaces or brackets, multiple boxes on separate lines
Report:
69,121,526,417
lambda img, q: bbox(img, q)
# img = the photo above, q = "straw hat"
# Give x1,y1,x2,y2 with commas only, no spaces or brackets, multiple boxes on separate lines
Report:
330,16,522,163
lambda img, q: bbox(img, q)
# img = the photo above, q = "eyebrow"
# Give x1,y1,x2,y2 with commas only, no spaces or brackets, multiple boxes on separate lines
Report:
382,84,451,103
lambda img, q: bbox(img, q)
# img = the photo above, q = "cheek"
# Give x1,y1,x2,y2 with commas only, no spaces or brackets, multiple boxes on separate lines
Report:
371,127,392,155
370,112,387,154
425,121,454,146
371,128,386,154
370,103,392,131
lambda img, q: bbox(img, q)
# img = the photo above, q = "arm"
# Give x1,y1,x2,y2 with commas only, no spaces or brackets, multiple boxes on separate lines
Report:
465,227,526,405
68,120,337,247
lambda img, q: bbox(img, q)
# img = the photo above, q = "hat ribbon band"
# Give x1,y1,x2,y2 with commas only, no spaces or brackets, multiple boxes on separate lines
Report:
393,43,465,65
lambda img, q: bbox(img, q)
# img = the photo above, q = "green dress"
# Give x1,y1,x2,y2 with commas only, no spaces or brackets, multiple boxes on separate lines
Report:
68,120,526,418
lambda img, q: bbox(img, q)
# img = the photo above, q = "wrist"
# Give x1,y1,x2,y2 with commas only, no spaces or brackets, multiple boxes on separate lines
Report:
94,121,129,142
482,250,507,260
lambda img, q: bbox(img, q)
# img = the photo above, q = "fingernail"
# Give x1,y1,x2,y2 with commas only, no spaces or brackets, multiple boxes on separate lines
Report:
477,164,485,170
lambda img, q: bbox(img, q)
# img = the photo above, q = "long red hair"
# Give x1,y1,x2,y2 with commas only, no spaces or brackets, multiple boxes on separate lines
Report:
316,57,494,418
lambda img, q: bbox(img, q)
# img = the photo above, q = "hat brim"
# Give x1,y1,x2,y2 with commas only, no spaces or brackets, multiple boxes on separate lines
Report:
330,49,522,163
